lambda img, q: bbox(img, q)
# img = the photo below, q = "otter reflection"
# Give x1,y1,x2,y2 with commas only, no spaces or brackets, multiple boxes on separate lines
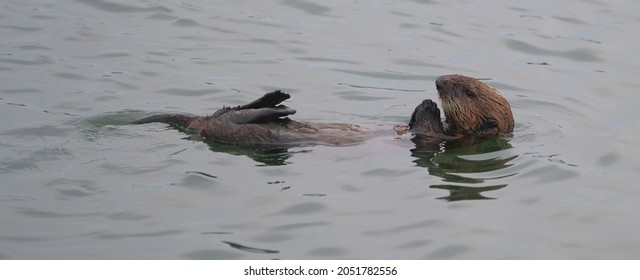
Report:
410,137,517,201
430,184,507,201
203,139,305,166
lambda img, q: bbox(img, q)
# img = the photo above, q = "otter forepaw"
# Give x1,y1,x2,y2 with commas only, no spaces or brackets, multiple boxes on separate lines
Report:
408,99,445,134
421,99,440,117
410,99,441,125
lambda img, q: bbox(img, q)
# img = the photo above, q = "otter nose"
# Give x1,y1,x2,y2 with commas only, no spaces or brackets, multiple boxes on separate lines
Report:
435,78,444,91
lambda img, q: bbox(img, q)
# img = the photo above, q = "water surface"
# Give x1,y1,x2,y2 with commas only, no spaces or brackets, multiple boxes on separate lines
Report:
1,0,639,259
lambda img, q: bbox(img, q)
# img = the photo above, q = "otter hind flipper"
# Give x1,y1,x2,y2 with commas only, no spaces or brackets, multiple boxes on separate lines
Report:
237,90,291,110
409,99,446,135
226,106,297,124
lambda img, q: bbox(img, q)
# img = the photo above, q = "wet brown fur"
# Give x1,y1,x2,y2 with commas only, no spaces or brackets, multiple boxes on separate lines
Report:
192,115,369,147
132,91,370,147
134,75,514,148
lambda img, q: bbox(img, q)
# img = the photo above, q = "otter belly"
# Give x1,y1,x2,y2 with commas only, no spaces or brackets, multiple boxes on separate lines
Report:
290,122,372,147
201,119,371,147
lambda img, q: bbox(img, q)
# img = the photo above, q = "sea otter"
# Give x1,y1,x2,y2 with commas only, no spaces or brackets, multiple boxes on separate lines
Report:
132,74,514,147
132,90,371,147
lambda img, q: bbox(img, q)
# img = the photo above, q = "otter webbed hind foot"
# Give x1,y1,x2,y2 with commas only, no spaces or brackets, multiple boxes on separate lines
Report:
237,90,291,110
213,90,297,124
225,106,297,124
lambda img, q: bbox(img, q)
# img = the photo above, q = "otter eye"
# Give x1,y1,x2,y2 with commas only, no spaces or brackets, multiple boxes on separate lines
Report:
465,89,476,98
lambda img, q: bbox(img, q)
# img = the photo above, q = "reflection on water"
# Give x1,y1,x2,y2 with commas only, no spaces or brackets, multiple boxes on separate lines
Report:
411,137,517,201
204,140,300,166
430,184,507,201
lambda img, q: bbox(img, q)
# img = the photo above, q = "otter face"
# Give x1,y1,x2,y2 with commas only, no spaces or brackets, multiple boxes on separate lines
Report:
435,74,514,136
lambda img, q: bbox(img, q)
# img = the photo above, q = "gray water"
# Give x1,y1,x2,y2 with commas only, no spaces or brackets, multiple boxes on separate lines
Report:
1,0,639,259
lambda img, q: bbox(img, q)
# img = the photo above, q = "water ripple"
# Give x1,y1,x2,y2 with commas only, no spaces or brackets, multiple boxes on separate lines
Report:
173,18,200,27
159,88,224,97
280,0,331,15
222,241,279,254
334,69,435,81
0,55,53,65
504,39,602,62
73,0,173,13
274,202,326,215
183,249,242,260
424,245,471,259
97,230,183,240
364,219,443,236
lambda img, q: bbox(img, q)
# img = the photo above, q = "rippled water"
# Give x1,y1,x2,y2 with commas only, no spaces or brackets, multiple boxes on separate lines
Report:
1,0,639,259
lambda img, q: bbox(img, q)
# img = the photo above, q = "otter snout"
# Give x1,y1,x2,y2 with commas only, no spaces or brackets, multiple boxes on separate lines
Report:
435,75,458,97
435,76,445,92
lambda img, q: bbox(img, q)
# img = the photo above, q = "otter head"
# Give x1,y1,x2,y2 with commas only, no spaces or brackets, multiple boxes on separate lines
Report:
436,74,514,136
